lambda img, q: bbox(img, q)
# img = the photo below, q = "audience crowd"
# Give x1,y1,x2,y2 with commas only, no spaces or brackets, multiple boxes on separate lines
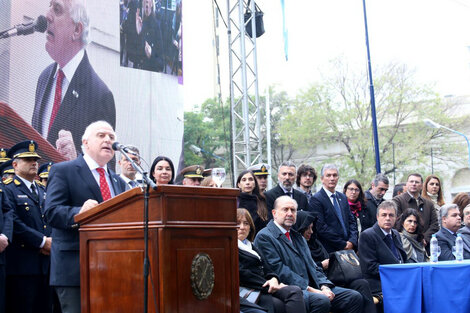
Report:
1,134,469,313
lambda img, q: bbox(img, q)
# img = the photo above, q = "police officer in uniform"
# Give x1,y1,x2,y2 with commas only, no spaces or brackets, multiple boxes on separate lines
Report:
0,160,14,183
248,163,271,194
3,141,52,313
0,149,12,184
38,162,54,187
0,180,13,313
180,165,205,186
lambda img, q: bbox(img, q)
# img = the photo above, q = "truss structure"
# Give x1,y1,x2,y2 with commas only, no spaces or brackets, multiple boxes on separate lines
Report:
226,0,262,184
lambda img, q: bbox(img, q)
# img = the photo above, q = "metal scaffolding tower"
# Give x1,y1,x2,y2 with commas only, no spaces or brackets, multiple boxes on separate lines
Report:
226,0,262,185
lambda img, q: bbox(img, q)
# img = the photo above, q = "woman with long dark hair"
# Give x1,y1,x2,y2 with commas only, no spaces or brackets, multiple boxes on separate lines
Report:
237,170,269,234
149,156,174,185
343,179,374,233
396,208,428,263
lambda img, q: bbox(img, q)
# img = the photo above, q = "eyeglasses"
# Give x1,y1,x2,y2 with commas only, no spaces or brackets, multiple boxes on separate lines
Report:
347,187,360,193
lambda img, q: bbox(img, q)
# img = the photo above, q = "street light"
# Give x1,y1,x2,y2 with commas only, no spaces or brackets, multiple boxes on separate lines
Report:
424,118,470,168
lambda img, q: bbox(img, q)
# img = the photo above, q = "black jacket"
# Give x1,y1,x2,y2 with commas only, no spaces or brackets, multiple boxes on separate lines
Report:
238,192,269,234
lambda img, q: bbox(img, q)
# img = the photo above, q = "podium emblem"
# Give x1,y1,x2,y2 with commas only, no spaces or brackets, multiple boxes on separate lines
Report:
190,252,215,300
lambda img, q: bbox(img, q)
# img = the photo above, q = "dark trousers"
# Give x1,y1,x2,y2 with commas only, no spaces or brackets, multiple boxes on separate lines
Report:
348,279,377,313
55,287,81,313
0,265,4,313
6,275,52,313
272,285,307,313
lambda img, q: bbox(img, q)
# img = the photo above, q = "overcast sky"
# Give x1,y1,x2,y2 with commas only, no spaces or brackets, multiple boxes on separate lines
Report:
182,0,470,110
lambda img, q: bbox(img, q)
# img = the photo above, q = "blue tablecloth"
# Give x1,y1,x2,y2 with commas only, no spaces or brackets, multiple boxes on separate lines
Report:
379,261,470,313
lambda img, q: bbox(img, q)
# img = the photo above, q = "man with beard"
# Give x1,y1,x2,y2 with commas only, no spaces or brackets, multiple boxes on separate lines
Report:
309,164,358,253
265,161,309,218
296,164,317,202
363,173,389,232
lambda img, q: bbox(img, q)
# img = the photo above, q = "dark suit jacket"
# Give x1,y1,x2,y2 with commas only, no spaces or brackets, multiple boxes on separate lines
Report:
392,192,439,243
309,188,358,252
435,228,457,261
362,190,380,231
239,246,279,291
32,51,116,154
3,176,50,275
265,185,309,218
358,223,407,294
254,220,333,290
44,155,126,286
0,189,13,266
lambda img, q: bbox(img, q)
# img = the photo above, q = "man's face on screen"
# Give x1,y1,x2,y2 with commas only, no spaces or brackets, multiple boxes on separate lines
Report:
46,0,81,65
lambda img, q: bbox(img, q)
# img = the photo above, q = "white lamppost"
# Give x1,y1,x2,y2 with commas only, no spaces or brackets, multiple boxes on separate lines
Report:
424,118,470,168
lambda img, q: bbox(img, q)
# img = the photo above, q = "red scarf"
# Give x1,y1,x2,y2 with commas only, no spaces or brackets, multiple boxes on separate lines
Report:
348,200,362,217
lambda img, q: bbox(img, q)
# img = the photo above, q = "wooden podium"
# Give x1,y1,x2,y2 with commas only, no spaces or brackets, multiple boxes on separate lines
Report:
75,185,240,313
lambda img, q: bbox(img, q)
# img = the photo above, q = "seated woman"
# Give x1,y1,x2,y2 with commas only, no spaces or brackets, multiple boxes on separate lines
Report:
237,209,306,313
149,156,174,184
457,204,470,259
201,176,217,187
395,208,429,263
344,179,375,233
293,211,377,313
237,170,269,234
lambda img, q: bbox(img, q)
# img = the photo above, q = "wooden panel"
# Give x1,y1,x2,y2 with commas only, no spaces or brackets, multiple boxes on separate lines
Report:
158,228,238,313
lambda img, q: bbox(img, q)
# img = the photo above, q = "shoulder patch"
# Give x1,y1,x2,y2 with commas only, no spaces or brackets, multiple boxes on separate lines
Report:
3,178,13,185
35,180,45,188
14,179,21,186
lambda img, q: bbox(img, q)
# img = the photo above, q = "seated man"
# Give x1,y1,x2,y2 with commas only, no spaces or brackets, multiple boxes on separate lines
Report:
436,204,462,261
457,204,470,259
254,196,363,313
358,201,407,295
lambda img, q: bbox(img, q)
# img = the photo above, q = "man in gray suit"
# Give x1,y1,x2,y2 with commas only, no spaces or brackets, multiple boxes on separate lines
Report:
436,204,462,261
254,196,362,313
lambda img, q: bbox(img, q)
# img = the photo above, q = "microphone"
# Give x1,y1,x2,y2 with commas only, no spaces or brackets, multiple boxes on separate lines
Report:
111,142,138,156
0,15,47,39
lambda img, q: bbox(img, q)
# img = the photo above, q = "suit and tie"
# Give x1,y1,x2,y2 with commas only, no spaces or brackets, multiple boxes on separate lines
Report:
44,154,127,289
32,51,116,155
265,185,310,218
358,223,407,294
309,188,358,253
254,220,362,313
435,227,458,261
3,176,52,313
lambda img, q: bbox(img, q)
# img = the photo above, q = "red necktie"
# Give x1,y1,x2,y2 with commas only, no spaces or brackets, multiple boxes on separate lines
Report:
48,69,64,134
96,168,111,201
285,232,291,241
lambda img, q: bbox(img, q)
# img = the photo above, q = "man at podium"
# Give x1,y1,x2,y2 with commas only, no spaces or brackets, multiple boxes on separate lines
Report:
45,121,127,313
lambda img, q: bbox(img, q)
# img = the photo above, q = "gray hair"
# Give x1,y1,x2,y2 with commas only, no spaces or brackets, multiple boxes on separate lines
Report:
119,145,140,159
373,173,389,186
70,0,90,46
279,160,297,171
377,200,397,216
440,204,459,221
321,164,339,177
273,195,298,211
81,121,115,152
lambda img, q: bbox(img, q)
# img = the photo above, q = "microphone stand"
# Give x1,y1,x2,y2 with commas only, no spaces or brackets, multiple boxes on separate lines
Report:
117,147,156,313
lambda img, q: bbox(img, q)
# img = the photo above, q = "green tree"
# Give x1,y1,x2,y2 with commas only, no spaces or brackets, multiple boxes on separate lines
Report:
279,60,467,186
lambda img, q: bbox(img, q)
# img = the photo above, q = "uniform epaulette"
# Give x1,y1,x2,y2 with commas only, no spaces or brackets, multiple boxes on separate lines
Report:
14,179,21,186
3,178,13,185
35,180,45,188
